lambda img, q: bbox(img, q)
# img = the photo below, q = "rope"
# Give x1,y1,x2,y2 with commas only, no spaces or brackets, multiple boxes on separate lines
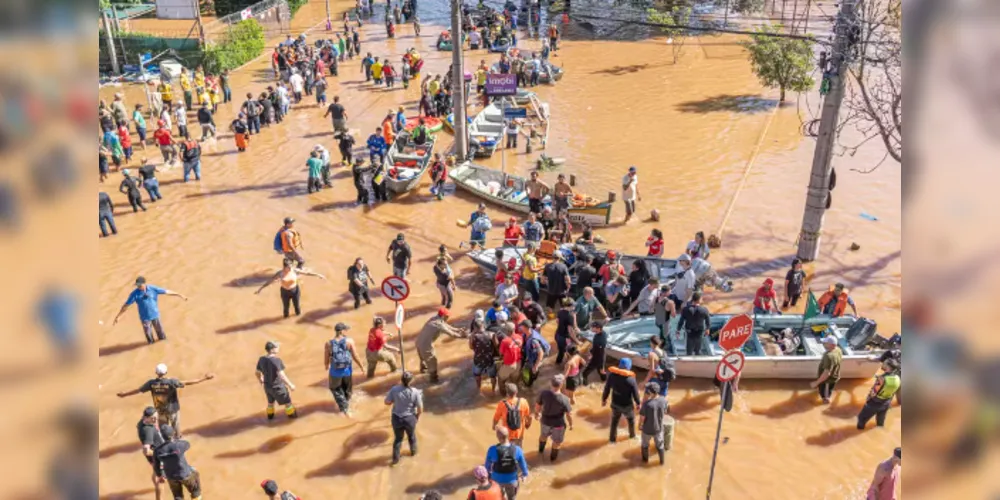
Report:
711,100,781,243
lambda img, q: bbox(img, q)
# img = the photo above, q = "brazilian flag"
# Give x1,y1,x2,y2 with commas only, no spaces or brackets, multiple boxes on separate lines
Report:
803,290,820,320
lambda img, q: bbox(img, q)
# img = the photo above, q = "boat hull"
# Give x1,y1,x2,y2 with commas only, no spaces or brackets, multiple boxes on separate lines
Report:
384,134,436,194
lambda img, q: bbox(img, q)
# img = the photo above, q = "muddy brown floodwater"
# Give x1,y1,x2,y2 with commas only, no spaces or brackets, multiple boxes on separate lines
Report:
99,1,900,498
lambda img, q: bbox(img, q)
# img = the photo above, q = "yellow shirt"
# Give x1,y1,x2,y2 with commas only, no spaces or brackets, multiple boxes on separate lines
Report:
209,87,220,105
372,62,384,78
522,254,539,280
199,90,211,105
180,73,192,91
194,71,206,88
158,82,173,101
476,70,487,85
428,80,440,95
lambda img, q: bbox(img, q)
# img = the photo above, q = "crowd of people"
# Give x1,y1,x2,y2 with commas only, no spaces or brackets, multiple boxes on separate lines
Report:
100,3,899,499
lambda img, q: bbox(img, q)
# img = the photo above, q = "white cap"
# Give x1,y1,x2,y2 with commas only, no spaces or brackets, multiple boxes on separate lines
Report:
496,311,509,322
155,363,168,375
678,253,692,262
821,336,838,345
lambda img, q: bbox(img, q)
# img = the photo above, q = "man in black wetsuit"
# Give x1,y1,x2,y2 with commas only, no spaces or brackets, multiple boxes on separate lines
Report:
136,407,164,499
118,169,146,213
99,191,117,237
677,292,711,356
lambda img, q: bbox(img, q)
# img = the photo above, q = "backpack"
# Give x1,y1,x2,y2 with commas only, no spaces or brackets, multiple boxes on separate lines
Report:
472,214,492,233
503,399,522,431
330,338,351,371
182,141,200,162
523,331,550,364
656,350,677,382
279,492,299,500
493,444,518,474
233,120,248,134
273,229,285,254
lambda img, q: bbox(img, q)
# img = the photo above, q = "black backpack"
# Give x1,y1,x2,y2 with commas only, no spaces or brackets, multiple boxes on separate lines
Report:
657,352,677,382
504,399,522,431
493,444,517,474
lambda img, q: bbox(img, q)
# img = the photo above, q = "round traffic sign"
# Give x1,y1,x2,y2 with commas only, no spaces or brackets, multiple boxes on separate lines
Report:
381,276,410,302
395,303,405,329
718,314,754,352
716,350,746,382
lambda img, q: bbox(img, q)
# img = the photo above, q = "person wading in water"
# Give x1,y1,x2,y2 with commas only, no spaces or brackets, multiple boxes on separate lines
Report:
326,322,365,417
255,259,327,317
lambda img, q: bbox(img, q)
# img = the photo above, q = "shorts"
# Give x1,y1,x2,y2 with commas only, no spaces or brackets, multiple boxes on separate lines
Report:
333,118,348,133
472,363,497,378
498,363,519,384
167,469,202,499
540,423,566,444
565,373,582,391
137,127,147,142
265,385,292,405
555,196,569,213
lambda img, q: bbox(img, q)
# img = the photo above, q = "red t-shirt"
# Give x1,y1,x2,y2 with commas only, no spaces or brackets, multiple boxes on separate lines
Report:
646,237,664,257
753,287,778,310
500,334,523,366
504,225,524,246
367,327,386,352
153,128,173,146
117,126,132,149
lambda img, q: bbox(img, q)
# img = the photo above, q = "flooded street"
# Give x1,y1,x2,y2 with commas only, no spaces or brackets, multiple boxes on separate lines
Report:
99,0,900,498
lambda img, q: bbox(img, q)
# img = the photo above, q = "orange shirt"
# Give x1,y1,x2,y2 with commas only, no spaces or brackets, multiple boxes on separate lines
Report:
382,119,395,144
493,397,531,439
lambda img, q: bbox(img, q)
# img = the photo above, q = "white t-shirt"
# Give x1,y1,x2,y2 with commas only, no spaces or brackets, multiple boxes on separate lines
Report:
670,267,696,303
174,106,187,126
289,74,305,92
495,282,519,306
161,109,172,129
622,173,638,201
276,86,290,105
686,240,710,259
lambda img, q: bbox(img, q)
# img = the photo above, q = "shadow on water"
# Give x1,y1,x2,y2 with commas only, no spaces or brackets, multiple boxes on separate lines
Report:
214,433,295,459
576,406,612,428
668,390,718,420
551,460,634,489
805,424,866,447
222,270,276,288
822,392,865,420
184,181,302,200
749,391,823,419
526,437,608,467
310,199,364,212
99,442,140,460
99,488,156,500
305,455,388,478
340,429,391,459
215,315,287,334
676,94,779,114
404,472,475,494
99,341,149,357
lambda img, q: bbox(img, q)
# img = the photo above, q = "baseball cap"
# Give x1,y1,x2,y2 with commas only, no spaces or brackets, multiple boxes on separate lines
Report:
678,253,692,262
396,233,405,240
894,447,901,458
473,465,489,481
496,311,509,322
283,216,295,224
628,165,637,173
438,307,450,317
143,406,157,418
122,169,130,176
265,340,279,351
260,479,279,495
335,322,351,332
135,276,147,285
155,363,168,375
821,336,838,345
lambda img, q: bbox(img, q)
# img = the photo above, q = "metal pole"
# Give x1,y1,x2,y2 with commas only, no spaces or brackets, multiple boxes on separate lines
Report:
705,381,728,499
781,0,787,26
791,0,799,34
102,10,121,76
450,0,469,160
795,0,856,261
192,0,207,48
723,0,729,26
396,302,406,371
803,0,811,34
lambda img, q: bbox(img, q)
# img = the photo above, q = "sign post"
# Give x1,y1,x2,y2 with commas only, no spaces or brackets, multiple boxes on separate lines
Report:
706,315,753,500
381,276,411,371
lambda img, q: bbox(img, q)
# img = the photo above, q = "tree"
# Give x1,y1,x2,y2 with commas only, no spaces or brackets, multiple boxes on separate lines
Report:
741,25,815,101
730,0,765,15
647,5,692,63
840,0,902,165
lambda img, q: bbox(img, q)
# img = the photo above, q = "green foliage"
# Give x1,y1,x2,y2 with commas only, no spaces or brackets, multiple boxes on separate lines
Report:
100,0,111,9
730,0,765,15
287,0,307,16
740,25,815,101
646,5,691,36
202,19,266,73
213,0,257,17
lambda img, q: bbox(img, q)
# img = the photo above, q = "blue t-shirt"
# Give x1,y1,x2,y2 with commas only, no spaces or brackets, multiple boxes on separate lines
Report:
486,306,509,324
470,211,488,240
485,443,528,485
125,285,167,321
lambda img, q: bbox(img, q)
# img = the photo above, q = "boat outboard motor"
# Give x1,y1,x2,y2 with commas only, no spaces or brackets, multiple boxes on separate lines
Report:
845,317,878,350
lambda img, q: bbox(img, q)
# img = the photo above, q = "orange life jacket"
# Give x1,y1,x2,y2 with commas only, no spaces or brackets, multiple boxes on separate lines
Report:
817,287,850,316
470,481,504,500
281,229,301,253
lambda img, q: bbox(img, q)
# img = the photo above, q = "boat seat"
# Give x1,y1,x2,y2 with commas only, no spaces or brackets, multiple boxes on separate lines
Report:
799,329,825,356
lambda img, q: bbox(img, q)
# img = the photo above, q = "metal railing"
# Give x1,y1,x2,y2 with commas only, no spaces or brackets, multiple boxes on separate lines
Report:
203,0,292,42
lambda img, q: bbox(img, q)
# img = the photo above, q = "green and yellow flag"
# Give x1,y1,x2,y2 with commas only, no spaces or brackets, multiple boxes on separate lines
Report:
803,289,820,320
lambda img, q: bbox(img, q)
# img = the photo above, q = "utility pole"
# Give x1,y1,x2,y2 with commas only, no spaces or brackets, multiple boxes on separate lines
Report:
102,9,120,76
192,0,206,48
450,0,469,160
795,0,857,261
326,0,331,29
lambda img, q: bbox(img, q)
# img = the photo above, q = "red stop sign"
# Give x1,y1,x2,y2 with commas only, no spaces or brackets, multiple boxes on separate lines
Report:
718,314,755,351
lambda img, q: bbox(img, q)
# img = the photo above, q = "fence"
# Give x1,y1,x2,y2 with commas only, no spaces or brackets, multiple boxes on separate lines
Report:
203,0,291,43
